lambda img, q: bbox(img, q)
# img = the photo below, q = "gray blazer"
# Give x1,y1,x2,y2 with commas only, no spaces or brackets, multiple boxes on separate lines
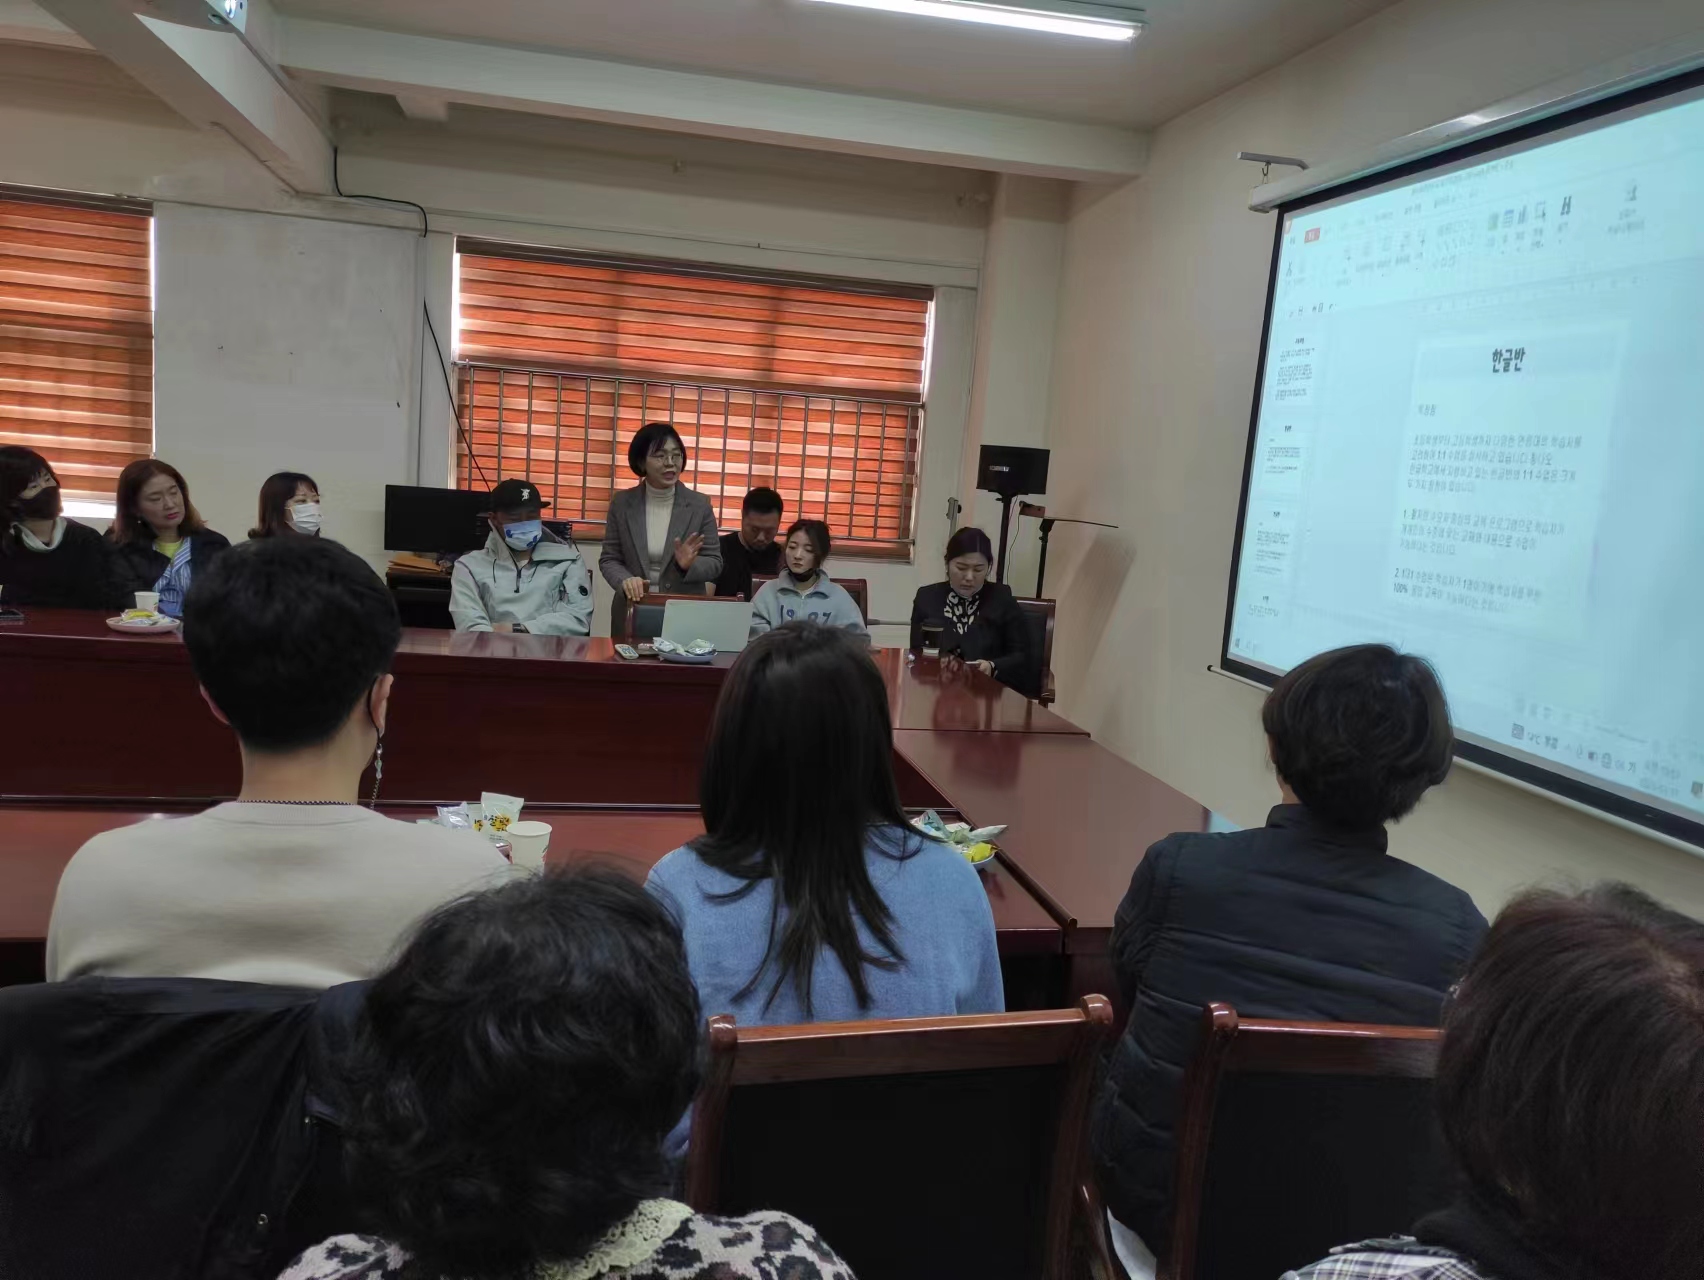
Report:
599,481,723,595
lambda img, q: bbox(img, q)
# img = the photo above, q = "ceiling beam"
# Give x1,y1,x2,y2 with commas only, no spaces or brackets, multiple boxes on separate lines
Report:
394,90,449,123
279,17,1148,182
32,0,334,193
0,0,88,47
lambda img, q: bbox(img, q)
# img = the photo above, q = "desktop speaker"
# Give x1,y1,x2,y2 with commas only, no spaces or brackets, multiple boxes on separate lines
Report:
977,445,1050,497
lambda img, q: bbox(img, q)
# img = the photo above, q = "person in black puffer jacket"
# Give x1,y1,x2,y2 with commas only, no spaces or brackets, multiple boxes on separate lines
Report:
1091,644,1488,1277
104,458,230,614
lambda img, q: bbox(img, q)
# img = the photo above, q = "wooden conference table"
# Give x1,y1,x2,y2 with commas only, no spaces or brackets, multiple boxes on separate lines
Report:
0,609,1211,1006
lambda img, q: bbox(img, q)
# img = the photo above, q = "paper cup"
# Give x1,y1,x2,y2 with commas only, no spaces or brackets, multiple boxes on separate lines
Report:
506,820,552,870
134,591,161,613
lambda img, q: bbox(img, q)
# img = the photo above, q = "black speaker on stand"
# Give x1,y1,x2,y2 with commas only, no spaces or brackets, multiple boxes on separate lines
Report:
976,445,1050,583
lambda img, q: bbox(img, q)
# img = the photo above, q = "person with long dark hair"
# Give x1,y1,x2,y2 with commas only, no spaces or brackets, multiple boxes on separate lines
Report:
1289,883,1704,1280
0,445,110,609
280,870,853,1280
748,519,867,639
105,458,230,616
647,622,1002,1024
909,526,1034,692
250,471,322,539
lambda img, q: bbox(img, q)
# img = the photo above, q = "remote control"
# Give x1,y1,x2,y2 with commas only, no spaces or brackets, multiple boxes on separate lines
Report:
615,644,640,660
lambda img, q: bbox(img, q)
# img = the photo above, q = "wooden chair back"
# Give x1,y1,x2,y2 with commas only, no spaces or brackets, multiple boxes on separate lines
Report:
687,996,1113,1280
616,592,738,643
1158,1003,1450,1280
750,574,870,623
1012,596,1057,704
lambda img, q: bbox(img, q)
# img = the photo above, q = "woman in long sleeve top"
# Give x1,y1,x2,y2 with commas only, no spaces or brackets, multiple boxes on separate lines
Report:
749,519,867,639
597,422,722,635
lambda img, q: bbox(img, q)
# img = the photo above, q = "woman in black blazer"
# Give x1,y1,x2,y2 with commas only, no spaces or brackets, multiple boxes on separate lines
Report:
909,527,1034,694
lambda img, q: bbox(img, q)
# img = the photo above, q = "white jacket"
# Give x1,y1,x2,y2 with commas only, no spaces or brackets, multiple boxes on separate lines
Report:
450,528,593,635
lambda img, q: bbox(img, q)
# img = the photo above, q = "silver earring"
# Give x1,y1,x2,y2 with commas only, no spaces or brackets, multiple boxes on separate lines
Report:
368,735,385,808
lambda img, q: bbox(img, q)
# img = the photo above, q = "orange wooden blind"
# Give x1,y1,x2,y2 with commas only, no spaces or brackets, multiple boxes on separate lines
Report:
0,195,152,505
456,248,931,549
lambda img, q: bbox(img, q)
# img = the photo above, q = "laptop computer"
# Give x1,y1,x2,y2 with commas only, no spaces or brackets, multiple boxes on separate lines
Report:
660,598,753,654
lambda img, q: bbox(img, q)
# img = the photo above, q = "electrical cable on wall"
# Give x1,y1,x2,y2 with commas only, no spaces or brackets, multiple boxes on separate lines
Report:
331,146,490,489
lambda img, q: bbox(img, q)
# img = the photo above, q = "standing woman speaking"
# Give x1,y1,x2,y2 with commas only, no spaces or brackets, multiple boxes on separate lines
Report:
599,422,721,634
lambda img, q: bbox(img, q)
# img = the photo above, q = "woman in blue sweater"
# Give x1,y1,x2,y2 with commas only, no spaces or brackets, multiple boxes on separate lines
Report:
647,621,1003,1025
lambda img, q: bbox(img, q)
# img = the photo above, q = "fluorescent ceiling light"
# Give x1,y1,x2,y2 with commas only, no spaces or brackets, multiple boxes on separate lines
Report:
804,0,1142,42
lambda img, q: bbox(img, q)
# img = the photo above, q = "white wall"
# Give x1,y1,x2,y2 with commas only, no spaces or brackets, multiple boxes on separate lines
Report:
960,174,1067,596
1042,0,1704,917
152,203,424,566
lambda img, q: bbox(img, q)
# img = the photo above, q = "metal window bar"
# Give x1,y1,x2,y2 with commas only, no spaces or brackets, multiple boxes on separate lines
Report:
524,372,535,481
458,361,920,546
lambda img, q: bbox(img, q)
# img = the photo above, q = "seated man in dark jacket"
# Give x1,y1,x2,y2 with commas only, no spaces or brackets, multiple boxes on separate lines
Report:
1091,644,1488,1278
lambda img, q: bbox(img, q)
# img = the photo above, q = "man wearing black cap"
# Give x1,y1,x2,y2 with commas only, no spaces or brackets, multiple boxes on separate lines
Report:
449,479,593,635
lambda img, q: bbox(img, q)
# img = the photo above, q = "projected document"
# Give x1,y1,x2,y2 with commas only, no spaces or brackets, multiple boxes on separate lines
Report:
1226,81,1704,835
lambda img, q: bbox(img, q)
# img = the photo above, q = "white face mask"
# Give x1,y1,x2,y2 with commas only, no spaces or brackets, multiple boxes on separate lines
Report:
289,502,322,536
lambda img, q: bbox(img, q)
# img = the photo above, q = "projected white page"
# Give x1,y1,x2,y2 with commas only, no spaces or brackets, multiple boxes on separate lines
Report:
1228,86,1704,827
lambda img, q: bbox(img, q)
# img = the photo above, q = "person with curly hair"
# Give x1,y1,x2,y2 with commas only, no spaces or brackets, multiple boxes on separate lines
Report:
279,867,856,1280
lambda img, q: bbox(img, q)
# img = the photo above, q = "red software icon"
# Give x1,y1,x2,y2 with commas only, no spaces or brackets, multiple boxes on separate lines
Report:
1304,227,1322,244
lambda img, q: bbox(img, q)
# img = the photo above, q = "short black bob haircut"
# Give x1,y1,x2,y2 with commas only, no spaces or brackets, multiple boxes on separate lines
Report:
1261,643,1452,829
181,536,401,753
742,486,784,516
626,422,687,478
1436,884,1704,1280
344,868,703,1280
944,526,994,564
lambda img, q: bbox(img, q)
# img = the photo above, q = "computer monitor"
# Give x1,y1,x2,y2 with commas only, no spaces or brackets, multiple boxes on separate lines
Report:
383,485,490,554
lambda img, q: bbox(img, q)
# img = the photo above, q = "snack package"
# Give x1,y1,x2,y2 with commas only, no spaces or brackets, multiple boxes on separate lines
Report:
436,802,474,832
480,792,525,836
911,809,952,841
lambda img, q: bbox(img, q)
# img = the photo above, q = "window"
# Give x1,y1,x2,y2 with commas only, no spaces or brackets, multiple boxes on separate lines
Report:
0,189,152,511
455,243,932,555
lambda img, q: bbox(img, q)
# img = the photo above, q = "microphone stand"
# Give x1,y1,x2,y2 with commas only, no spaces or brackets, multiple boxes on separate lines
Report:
1019,503,1118,598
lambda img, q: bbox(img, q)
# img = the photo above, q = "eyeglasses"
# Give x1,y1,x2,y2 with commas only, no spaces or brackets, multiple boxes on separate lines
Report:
650,450,685,465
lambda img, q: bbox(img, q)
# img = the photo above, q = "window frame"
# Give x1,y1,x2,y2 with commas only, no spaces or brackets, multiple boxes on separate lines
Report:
0,183,154,518
452,241,933,559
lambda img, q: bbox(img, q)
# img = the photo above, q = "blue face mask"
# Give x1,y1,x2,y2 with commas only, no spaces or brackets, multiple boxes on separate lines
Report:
501,519,542,552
